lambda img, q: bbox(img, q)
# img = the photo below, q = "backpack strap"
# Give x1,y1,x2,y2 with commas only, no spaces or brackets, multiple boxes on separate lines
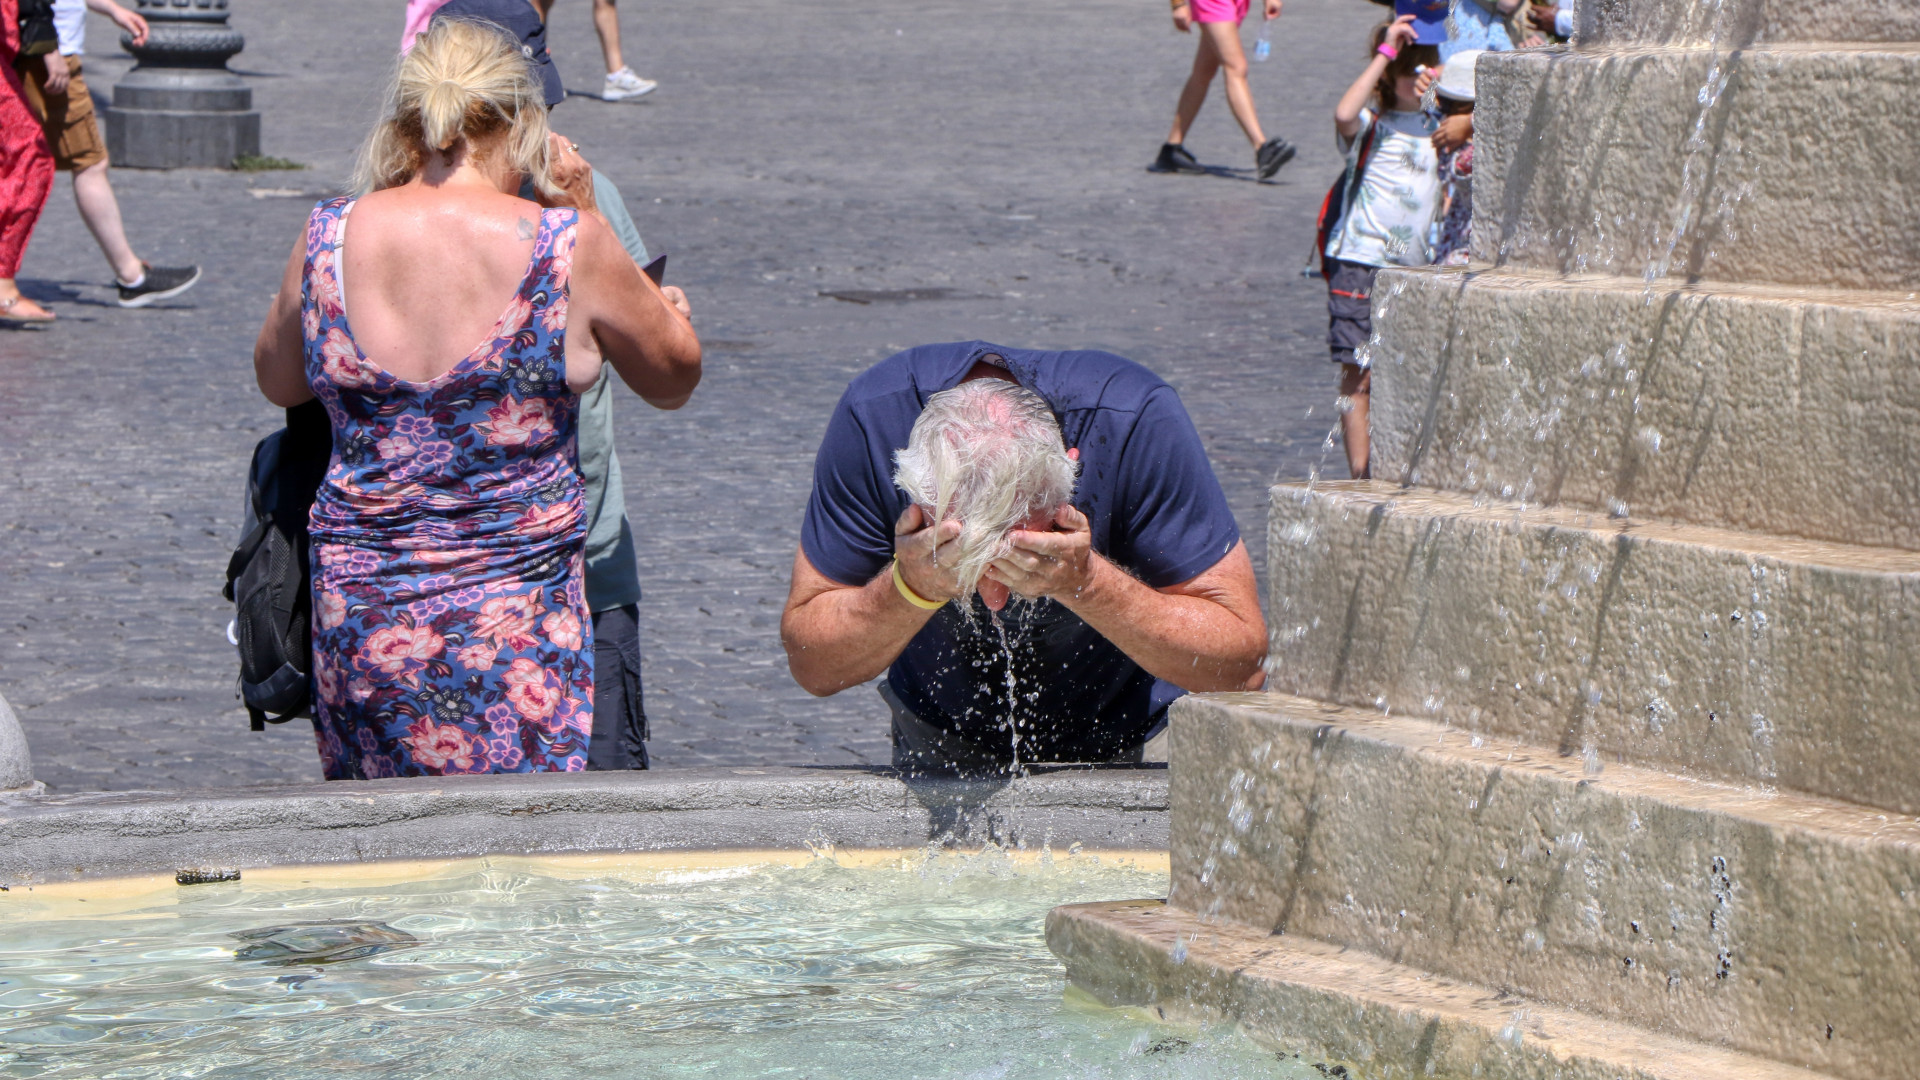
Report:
222,514,274,603
1307,116,1382,278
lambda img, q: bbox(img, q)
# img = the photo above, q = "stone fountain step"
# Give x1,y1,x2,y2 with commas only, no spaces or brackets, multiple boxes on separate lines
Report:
1150,691,1918,1078
1265,482,1920,815
1048,900,1838,1080
1474,45,1920,291
1365,266,1920,550
1577,0,1920,48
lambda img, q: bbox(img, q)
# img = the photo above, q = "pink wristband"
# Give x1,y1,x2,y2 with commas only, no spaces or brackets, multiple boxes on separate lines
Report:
1377,43,1399,60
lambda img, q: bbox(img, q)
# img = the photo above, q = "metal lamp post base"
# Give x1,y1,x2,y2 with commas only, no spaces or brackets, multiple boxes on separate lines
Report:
104,0,260,169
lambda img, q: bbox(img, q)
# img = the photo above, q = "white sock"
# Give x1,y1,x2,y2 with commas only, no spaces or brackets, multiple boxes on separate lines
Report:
119,269,146,289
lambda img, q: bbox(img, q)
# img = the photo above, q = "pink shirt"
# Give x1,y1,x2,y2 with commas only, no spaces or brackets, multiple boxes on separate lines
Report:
400,0,455,53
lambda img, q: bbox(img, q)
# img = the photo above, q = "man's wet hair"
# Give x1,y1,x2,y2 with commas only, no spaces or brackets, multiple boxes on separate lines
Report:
893,379,1079,601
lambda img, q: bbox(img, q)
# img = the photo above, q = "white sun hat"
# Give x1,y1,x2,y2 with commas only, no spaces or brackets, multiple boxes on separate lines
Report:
1435,49,1485,102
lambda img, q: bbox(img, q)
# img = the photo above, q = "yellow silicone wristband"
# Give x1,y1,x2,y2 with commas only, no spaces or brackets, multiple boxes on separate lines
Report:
892,561,948,610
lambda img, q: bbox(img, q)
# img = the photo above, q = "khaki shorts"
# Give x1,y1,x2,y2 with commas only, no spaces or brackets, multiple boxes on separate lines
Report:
14,54,108,172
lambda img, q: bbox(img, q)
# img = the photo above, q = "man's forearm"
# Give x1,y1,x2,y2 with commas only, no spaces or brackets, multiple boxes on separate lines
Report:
1058,555,1266,693
782,565,937,696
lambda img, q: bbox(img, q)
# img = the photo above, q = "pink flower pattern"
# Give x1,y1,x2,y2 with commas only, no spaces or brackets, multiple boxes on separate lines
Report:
300,198,592,779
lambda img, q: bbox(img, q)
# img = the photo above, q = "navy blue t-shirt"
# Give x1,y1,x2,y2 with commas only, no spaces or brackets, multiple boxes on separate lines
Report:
800,342,1242,762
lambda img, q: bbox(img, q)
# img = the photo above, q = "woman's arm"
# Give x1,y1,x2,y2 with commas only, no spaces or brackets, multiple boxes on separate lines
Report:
540,136,701,409
568,216,703,409
253,232,313,407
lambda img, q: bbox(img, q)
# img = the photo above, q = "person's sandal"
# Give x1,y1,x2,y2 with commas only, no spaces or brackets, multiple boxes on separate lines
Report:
0,293,55,328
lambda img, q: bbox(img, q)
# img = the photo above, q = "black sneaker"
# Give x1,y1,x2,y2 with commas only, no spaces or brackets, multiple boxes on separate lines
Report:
117,263,202,308
1256,137,1297,180
1149,142,1206,174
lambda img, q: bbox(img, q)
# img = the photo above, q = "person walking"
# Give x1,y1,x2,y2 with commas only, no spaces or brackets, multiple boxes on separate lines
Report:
530,0,655,101
17,0,200,308
251,19,701,779
0,0,55,327
1150,0,1295,180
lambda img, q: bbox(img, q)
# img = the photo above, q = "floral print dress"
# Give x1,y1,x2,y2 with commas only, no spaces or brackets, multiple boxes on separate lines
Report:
302,197,593,780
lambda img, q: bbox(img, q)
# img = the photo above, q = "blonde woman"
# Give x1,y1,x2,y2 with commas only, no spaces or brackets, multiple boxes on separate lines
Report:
252,18,700,779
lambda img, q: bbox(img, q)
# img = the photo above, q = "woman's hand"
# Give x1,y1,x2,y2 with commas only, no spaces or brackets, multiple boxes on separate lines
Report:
541,133,599,214
1263,0,1282,20
1171,0,1191,33
41,53,69,96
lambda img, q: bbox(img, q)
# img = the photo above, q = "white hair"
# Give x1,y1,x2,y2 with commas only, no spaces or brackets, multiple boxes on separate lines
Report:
892,379,1079,599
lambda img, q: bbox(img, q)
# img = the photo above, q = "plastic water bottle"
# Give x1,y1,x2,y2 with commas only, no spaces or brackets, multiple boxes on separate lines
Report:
1253,18,1273,61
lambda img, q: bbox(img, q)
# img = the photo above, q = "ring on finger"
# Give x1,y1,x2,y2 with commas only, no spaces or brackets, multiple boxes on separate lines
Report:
568,142,580,152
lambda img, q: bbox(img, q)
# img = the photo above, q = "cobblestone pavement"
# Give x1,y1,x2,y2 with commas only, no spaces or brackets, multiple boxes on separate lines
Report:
1,0,1380,791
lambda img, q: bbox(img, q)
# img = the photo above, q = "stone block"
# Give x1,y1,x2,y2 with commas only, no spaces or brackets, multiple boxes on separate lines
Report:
1472,47,1920,291
103,106,260,170
1265,482,1920,813
1575,0,1920,47
1049,899,1838,1080
1158,692,1919,1078
0,693,32,792
1366,267,1920,550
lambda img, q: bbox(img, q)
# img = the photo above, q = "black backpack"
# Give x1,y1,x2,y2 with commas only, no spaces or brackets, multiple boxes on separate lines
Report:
223,400,331,730
16,0,58,57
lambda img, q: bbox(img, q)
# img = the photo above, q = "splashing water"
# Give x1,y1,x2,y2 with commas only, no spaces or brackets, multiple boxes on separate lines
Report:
991,609,1025,771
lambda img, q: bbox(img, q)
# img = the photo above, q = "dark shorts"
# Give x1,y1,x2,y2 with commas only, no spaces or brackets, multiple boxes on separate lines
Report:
587,604,649,770
879,682,1147,776
1326,257,1379,367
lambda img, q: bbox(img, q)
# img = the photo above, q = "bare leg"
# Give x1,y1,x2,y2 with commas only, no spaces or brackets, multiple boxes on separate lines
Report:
1338,363,1371,479
592,0,625,74
1199,20,1266,148
71,161,143,283
1166,29,1221,145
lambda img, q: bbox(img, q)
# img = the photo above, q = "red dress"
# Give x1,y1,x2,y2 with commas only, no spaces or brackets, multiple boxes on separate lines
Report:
0,0,54,279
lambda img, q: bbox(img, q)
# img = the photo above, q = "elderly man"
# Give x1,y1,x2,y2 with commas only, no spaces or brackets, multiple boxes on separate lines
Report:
783,341,1266,773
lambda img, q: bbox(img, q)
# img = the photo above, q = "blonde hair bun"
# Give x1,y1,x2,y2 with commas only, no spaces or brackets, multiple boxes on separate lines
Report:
352,18,554,195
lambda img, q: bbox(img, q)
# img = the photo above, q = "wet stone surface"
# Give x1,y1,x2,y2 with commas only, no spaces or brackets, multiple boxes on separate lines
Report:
1,0,1378,791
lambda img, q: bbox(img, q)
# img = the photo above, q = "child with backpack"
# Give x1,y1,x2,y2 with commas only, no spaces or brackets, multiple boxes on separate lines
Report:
1318,13,1441,479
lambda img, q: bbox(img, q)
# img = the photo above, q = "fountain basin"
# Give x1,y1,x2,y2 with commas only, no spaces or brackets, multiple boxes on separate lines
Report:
0,847,1317,1078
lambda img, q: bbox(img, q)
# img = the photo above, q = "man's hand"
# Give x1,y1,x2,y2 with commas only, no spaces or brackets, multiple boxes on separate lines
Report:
541,133,599,213
98,0,148,46
893,505,965,605
1528,3,1559,30
1171,1,1192,33
41,53,69,96
660,285,691,319
1432,113,1473,153
986,505,1097,602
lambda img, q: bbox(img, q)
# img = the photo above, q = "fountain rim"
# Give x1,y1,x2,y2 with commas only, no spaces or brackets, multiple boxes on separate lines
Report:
0,765,1171,889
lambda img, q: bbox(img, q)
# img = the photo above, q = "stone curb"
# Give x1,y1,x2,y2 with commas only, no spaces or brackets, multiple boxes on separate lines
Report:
1047,899,1835,1080
0,766,1168,886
